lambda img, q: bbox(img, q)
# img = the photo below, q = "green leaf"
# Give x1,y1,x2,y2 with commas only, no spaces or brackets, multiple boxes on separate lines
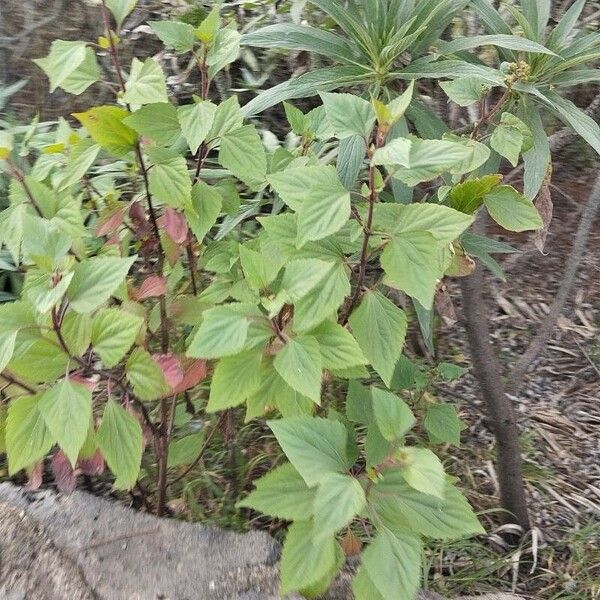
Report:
122,58,168,105
97,399,143,490
440,78,488,107
195,5,220,44
147,148,192,208
58,139,101,191
34,40,99,94
337,135,366,189
237,462,316,520
67,255,136,313
520,98,551,199
177,101,217,154
60,311,92,357
437,362,468,380
186,304,254,359
73,106,137,157
346,380,373,424
123,103,182,146
371,387,415,442
206,350,263,411
0,329,18,373
397,447,445,499
296,168,351,246
280,259,334,303
361,529,422,600
125,348,170,401
268,416,351,486
149,20,196,53
239,244,283,291
490,124,523,167
424,404,462,446
371,470,485,539
242,24,357,63
436,34,557,56
280,521,337,595
91,308,143,367
23,270,74,314
208,95,243,139
449,175,502,214
268,165,337,211
219,125,267,190
484,185,543,232
6,394,55,475
310,321,366,370
319,92,376,139
38,378,92,467
538,90,600,156
207,29,241,78
313,473,366,538
293,262,350,333
349,291,407,387
105,0,137,28
283,102,305,134
274,336,322,403
185,181,222,243
167,432,205,467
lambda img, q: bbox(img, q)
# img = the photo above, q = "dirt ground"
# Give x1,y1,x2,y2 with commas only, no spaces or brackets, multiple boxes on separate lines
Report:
433,162,599,599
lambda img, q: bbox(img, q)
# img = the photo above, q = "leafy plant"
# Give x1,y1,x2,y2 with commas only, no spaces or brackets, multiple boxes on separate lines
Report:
0,0,598,598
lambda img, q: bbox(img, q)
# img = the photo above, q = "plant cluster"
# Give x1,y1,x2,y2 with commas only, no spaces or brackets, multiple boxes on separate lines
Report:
0,1,598,598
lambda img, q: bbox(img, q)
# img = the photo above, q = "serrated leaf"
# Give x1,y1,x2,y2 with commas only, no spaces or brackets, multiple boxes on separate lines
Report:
397,447,445,499
185,181,222,243
424,404,462,446
38,379,92,467
237,462,316,520
91,308,143,367
274,336,322,403
371,387,415,442
219,125,266,190
6,394,55,475
60,310,92,357
206,350,262,412
125,348,169,401
186,304,253,359
280,521,337,595
484,185,543,232
296,168,350,246
123,103,181,146
73,106,137,157
177,101,217,154
310,321,366,370
349,292,407,386
97,399,142,489
372,470,485,539
280,258,334,304
361,529,422,600
440,78,488,107
149,20,196,53
313,473,366,538
147,149,192,208
167,432,205,467
105,0,137,28
268,417,351,486
122,57,168,105
67,255,136,313
319,92,376,139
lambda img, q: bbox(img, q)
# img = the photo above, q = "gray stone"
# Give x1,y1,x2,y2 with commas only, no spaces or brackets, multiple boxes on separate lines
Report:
0,483,522,600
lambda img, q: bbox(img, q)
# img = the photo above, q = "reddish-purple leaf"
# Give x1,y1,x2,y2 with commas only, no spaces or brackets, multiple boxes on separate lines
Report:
96,205,128,237
133,275,167,300
159,207,188,244
78,450,105,476
153,353,184,393
172,359,208,394
51,451,78,494
24,461,44,491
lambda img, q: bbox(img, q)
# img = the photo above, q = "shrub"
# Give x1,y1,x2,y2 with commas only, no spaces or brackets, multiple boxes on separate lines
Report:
0,1,598,598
